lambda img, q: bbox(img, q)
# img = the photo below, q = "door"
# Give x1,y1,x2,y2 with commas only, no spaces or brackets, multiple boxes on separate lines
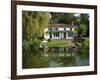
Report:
64,32,66,39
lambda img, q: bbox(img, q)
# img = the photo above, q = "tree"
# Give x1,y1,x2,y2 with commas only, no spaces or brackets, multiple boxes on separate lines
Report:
49,13,75,24
58,13,74,24
77,24,87,38
74,14,89,38
80,14,89,25
22,11,49,40
79,14,89,37
50,12,64,23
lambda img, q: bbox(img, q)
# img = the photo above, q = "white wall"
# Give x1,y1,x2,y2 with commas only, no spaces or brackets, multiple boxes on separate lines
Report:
44,28,50,39
59,27,64,30
0,0,99,80
58,27,70,30
44,27,72,39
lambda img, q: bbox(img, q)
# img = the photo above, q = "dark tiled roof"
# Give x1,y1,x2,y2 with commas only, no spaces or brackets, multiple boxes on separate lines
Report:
48,24,74,27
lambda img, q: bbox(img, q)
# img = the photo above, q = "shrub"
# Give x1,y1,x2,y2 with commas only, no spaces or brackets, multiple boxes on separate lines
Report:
76,37,89,48
22,40,30,52
81,38,89,48
22,39,41,52
31,39,41,50
48,39,51,42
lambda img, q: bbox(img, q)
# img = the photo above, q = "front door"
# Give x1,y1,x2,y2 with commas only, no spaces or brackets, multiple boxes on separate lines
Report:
64,32,66,39
50,33,52,39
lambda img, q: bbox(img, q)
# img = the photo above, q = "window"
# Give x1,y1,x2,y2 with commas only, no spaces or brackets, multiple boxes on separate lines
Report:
54,28,58,30
48,27,52,30
54,33,59,37
68,32,73,37
64,28,66,30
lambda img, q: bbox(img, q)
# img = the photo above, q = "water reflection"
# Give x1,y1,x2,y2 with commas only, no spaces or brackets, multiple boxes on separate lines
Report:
22,47,89,69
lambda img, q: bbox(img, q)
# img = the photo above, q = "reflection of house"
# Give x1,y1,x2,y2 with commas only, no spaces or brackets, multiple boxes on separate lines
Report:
44,24,75,40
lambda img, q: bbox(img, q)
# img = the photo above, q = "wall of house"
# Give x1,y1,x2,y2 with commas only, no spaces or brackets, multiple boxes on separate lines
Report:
44,27,73,39
44,33,50,39
58,27,64,30
58,27,71,30
44,28,50,39
51,33,64,39
48,27,72,30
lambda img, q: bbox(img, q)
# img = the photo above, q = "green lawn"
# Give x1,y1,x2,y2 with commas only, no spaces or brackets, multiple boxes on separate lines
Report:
45,39,72,47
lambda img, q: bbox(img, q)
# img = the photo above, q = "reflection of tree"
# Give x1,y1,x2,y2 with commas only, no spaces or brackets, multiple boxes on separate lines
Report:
50,57,76,67
23,47,89,68
45,48,77,67
74,48,89,66
22,49,49,68
77,49,89,60
48,47,77,53
50,13,75,24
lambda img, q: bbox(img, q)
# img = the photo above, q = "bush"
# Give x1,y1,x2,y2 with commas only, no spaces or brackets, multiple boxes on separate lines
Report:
48,39,51,42
81,38,89,48
76,37,89,48
22,39,41,52
31,39,41,50
22,40,30,52
76,43,82,48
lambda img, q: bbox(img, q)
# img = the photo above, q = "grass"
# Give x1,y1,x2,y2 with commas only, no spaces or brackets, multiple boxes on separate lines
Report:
45,39,72,47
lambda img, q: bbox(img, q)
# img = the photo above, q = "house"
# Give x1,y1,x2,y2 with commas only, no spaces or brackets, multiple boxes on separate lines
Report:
44,24,75,40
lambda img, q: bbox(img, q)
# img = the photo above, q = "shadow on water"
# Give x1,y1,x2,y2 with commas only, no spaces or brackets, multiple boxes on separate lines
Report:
22,47,89,69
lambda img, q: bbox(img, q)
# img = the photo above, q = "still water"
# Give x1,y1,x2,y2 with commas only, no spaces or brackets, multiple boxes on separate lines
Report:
22,47,89,69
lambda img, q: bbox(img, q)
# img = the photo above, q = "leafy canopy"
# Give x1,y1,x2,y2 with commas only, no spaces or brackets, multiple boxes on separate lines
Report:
22,11,49,40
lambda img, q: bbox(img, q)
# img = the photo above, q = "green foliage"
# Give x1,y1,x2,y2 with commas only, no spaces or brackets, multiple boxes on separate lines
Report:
76,37,89,48
58,13,74,24
32,39,41,50
79,14,89,37
22,49,49,68
47,30,74,33
50,13,64,23
50,13,74,24
80,14,89,25
81,38,89,48
22,40,31,51
77,24,87,37
22,39,41,52
48,39,51,42
22,11,49,40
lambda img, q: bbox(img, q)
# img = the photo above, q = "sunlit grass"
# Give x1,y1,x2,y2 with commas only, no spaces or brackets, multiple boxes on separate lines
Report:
45,39,72,47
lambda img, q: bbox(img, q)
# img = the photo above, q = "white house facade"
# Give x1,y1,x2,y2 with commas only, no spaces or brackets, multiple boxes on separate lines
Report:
44,24,75,40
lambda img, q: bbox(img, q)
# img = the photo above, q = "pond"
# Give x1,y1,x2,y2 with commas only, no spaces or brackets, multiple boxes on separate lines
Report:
22,47,89,69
